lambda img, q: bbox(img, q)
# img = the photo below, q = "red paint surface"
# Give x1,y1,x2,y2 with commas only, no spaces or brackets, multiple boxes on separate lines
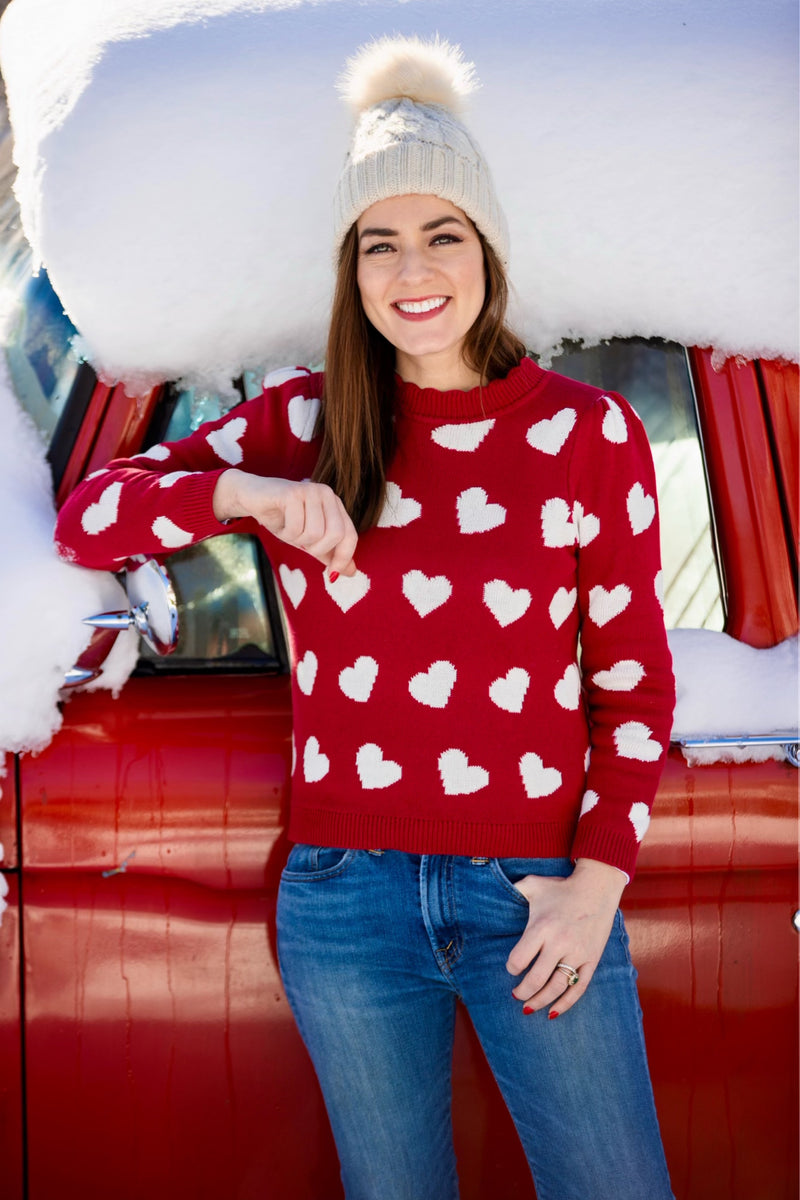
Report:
0,875,23,1200
1,753,17,867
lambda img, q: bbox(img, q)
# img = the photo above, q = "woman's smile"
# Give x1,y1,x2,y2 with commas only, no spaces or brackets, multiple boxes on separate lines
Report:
392,295,450,319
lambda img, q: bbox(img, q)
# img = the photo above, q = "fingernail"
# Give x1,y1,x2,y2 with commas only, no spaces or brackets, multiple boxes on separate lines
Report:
548,1011,559,1020
522,1005,534,1015
329,570,339,583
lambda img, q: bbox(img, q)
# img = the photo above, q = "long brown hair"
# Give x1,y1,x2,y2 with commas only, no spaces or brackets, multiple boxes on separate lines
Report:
312,221,526,531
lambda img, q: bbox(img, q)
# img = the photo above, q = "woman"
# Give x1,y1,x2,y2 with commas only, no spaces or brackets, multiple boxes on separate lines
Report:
55,36,675,1200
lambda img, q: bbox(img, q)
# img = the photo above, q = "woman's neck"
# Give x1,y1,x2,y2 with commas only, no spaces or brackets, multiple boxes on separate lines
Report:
395,348,483,392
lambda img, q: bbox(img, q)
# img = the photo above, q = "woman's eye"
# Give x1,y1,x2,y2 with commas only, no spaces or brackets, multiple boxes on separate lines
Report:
431,233,462,246
363,242,393,255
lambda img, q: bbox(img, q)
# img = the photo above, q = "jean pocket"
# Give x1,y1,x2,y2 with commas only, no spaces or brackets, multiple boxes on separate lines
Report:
490,856,573,904
282,843,355,881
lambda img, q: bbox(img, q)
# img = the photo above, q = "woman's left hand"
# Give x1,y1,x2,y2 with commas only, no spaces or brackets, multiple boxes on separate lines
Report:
506,857,627,1018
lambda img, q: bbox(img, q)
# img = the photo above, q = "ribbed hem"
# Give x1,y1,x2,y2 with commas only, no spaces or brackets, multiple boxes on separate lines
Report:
570,823,641,881
396,356,544,420
172,468,238,539
288,805,576,860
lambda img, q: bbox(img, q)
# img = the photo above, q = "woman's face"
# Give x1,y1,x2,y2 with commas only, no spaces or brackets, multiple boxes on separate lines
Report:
355,194,486,387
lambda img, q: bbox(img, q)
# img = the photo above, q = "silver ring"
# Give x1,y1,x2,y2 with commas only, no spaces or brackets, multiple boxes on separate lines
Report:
555,962,580,986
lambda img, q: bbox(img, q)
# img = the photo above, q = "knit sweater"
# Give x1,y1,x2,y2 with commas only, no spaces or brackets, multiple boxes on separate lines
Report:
55,357,675,878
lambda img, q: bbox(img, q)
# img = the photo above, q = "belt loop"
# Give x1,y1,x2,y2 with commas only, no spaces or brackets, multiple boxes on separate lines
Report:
367,848,384,856
470,856,490,866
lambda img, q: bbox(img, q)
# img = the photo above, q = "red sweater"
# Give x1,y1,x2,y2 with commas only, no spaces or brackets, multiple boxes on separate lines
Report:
56,358,674,878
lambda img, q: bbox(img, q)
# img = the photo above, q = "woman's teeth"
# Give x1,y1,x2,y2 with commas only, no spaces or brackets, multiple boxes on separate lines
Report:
395,297,448,314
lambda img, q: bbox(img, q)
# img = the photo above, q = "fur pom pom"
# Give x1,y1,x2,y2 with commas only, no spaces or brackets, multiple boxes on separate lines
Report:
338,35,477,115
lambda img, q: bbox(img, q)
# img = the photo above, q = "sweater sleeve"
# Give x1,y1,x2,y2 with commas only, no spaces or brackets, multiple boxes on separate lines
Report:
54,369,323,571
567,391,675,879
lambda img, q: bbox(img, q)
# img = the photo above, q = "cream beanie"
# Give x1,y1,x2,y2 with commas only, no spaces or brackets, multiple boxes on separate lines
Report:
333,36,509,266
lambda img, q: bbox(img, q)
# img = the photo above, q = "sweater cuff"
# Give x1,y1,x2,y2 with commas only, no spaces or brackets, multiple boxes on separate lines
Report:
570,823,641,882
170,468,241,540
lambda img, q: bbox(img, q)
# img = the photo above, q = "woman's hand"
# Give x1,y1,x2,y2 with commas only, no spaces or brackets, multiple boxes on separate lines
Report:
506,858,627,1018
213,469,358,577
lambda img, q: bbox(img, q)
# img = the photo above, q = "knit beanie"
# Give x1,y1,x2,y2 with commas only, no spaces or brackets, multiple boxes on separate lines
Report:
333,36,509,266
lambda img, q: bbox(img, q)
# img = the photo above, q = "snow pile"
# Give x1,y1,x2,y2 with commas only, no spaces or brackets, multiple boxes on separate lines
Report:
669,629,799,764
0,337,137,755
0,0,796,394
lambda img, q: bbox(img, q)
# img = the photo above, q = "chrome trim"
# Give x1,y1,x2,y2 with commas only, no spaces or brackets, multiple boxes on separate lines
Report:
793,911,800,934
63,666,101,687
675,733,799,767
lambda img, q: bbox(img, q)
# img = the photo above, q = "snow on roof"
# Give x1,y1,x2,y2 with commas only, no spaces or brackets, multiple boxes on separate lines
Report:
0,0,797,392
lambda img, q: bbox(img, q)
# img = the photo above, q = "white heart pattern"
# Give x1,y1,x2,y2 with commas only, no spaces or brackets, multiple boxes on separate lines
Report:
356,743,402,789
654,570,665,609
409,660,457,708
489,668,530,713
81,481,123,535
431,419,495,452
263,366,308,389
483,580,532,627
339,656,379,702
303,736,330,783
572,501,600,547
588,584,632,626
133,443,170,462
377,481,422,528
592,660,645,691
279,564,307,608
151,515,192,548
627,482,655,535
526,408,576,455
629,801,651,842
549,587,577,629
206,417,247,465
580,789,599,817
614,722,662,762
287,393,321,442
457,487,506,534
519,753,562,799
438,748,489,795
601,397,628,443
541,498,576,548
554,663,582,710
296,650,318,696
158,471,193,488
402,570,453,617
324,569,371,612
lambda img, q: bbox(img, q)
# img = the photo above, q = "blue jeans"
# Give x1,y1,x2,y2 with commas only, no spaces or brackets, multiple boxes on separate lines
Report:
277,848,674,1200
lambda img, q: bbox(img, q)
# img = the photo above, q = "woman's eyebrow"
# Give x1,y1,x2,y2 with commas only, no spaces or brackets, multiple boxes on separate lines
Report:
358,216,467,241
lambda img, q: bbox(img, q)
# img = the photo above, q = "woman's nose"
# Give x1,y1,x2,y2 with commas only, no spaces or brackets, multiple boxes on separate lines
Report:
397,246,434,283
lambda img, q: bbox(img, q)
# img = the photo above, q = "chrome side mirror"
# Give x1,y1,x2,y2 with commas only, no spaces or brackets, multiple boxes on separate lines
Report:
64,558,179,687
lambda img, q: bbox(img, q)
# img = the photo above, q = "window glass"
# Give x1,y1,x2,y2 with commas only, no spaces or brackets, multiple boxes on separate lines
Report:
0,106,80,442
545,339,724,630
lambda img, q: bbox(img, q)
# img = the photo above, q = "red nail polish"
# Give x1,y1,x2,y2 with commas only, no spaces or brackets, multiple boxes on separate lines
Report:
548,1011,559,1020
329,570,339,583
523,1005,534,1015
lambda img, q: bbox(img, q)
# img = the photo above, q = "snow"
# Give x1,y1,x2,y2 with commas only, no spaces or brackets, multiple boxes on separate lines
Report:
0,334,138,755
669,629,799,764
0,0,796,395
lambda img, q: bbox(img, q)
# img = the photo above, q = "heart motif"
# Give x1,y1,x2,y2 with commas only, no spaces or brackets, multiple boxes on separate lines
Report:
287,394,321,442
152,515,192,549
549,587,577,629
324,569,371,612
627,482,655,535
431,419,495,452
654,570,665,609
629,801,651,842
206,417,247,465
409,660,457,708
81,481,123,535
580,789,599,817
133,444,170,462
526,408,577,455
592,660,644,691
402,571,453,617
377,482,422,528
483,580,532,627
263,367,308,389
296,650,318,696
356,743,402,789
614,722,662,762
588,584,632,627
279,564,307,608
541,497,576,548
158,471,193,489
554,663,582,710
489,667,530,713
456,487,506,534
572,501,600,547
339,656,378,702
438,749,489,795
303,736,330,783
519,753,562,799
601,397,628,444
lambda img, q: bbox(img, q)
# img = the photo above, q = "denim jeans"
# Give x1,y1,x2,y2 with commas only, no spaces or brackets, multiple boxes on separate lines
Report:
277,847,674,1200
